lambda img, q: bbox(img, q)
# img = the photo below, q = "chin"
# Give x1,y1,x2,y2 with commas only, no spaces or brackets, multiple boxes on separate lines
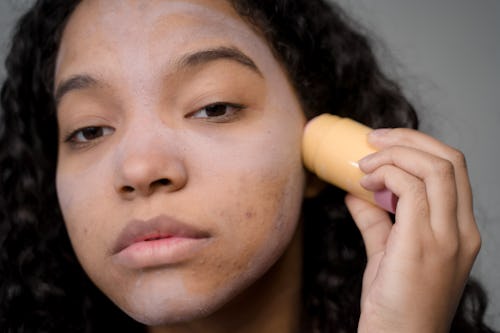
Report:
123,301,215,326
114,276,247,326
115,261,277,327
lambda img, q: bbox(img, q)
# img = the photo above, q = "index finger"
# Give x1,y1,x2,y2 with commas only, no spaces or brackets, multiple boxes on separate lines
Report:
368,128,474,226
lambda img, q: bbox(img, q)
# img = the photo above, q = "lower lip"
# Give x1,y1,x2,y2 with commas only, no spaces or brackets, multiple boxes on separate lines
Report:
113,237,210,269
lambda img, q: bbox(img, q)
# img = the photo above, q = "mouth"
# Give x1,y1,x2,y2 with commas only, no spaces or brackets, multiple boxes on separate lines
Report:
112,215,211,269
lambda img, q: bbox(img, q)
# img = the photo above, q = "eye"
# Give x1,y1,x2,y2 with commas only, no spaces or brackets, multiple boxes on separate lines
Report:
188,102,245,122
65,126,115,144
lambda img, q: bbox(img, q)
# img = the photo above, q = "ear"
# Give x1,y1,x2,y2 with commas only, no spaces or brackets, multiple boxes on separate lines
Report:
304,171,326,198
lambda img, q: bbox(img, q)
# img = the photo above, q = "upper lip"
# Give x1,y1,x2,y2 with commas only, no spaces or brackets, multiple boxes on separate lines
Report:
112,215,210,254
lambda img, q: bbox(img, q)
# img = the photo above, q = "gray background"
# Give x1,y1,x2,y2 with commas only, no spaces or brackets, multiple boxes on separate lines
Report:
1,0,498,329
334,1,500,328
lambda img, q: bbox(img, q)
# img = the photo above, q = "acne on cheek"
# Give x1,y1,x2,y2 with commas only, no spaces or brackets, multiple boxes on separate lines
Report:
181,159,304,298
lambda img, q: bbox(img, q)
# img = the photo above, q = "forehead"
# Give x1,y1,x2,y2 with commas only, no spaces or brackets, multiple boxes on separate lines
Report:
55,0,273,83
64,0,246,35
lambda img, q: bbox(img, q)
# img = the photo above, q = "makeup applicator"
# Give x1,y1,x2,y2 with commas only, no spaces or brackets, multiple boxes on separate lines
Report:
302,114,398,213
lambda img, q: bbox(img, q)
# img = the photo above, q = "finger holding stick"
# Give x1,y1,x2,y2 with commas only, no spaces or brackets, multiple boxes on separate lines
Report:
346,128,481,333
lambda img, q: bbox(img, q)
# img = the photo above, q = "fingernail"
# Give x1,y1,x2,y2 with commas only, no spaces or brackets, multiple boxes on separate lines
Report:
374,189,398,214
358,153,375,166
359,174,370,186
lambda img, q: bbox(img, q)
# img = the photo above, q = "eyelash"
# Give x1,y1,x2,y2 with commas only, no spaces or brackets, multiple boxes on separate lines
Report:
63,102,246,148
64,126,114,148
187,102,246,122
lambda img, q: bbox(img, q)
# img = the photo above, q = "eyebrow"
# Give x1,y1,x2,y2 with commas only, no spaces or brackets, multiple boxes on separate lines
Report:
54,46,262,105
54,74,99,106
178,46,262,76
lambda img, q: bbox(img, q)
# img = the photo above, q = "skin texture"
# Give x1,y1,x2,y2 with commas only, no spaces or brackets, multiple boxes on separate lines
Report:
53,0,482,332
55,0,305,331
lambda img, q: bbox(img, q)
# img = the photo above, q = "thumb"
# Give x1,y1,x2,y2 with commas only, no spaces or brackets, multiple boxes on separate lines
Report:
345,194,392,259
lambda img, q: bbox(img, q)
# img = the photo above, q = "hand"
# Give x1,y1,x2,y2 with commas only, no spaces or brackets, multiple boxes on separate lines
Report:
345,128,481,333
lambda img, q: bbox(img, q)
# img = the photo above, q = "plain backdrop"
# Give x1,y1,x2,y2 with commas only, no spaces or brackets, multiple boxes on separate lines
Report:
333,1,500,329
1,0,499,329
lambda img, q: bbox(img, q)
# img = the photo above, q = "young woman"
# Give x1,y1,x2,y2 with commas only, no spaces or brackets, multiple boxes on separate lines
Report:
0,0,495,332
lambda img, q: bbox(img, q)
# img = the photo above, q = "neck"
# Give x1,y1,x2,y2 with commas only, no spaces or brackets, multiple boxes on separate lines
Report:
148,224,303,333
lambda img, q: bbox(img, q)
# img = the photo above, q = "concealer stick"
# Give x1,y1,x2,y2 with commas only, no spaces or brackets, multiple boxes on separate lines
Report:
302,114,398,213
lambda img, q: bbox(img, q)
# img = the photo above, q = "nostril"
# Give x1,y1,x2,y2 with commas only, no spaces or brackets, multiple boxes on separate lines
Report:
119,179,172,197
152,178,171,187
122,185,135,193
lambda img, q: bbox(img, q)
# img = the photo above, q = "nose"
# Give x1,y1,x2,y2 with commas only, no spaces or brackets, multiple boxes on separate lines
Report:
113,130,188,200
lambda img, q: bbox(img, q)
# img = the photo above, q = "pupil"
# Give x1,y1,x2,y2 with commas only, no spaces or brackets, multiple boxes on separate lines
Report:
83,127,102,140
205,104,227,117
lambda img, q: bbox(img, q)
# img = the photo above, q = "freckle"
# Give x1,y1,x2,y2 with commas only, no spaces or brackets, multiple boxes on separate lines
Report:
245,210,255,219
217,209,227,219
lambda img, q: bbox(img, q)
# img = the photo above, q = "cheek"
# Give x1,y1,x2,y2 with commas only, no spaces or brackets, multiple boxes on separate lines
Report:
232,166,304,270
181,121,306,296
56,159,114,273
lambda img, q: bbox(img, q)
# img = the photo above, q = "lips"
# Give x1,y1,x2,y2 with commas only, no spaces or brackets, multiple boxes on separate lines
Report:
112,215,211,269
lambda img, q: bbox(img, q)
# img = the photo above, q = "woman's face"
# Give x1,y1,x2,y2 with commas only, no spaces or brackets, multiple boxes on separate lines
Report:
55,0,306,325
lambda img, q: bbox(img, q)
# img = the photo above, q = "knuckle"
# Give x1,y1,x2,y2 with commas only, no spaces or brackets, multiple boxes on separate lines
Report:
448,149,467,171
408,180,426,199
431,159,455,180
408,182,429,216
466,229,482,257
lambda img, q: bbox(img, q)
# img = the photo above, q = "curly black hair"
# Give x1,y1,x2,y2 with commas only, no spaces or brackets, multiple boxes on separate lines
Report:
0,0,495,332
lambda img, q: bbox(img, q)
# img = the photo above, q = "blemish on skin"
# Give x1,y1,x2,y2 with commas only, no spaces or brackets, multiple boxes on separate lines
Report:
245,210,255,219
